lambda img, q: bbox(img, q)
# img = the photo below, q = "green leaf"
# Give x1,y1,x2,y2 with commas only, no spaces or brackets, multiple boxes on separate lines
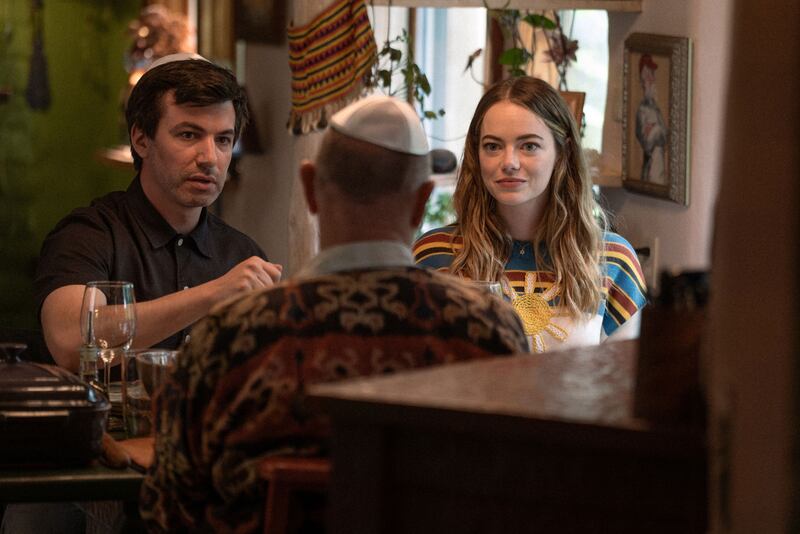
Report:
523,14,557,29
509,67,527,77
424,111,438,119
388,47,402,62
378,70,391,87
498,48,526,66
438,109,446,117
417,73,431,95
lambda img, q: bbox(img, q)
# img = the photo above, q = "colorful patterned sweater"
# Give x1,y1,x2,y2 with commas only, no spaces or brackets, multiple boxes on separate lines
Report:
140,267,528,533
413,225,647,351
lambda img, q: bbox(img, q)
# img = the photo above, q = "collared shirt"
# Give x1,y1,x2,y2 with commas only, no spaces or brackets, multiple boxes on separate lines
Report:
297,240,414,278
33,177,267,349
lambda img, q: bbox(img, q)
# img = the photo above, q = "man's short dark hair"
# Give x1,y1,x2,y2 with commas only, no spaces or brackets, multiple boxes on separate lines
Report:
125,59,249,170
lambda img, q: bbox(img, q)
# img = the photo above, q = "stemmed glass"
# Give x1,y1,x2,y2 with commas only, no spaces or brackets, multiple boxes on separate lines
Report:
80,281,136,392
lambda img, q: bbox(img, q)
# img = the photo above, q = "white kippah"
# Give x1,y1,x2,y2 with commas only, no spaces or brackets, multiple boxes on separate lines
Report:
145,52,210,72
329,95,429,156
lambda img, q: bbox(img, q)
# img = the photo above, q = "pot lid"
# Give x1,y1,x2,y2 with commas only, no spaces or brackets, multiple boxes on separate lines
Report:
0,343,109,411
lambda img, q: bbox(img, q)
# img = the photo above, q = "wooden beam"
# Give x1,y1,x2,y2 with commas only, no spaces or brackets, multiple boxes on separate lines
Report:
368,0,641,11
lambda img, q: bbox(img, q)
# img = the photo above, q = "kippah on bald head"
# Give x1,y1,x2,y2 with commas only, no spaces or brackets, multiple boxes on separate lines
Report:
329,95,430,156
315,95,431,202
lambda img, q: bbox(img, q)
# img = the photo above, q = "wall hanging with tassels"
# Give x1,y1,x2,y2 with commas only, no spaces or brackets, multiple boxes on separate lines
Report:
287,0,376,135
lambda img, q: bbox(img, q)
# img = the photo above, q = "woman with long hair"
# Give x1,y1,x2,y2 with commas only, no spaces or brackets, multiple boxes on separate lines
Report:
413,77,646,352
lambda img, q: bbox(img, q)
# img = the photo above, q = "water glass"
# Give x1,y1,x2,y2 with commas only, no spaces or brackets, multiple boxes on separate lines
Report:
122,349,177,438
472,281,504,299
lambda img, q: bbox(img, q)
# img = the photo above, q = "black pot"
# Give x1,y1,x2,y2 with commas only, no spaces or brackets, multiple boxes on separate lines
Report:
0,343,110,466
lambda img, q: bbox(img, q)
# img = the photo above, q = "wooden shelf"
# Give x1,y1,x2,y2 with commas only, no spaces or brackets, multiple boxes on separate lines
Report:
368,0,641,11
95,145,133,170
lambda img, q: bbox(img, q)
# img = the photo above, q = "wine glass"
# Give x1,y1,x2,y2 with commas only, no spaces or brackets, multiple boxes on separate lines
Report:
80,281,136,392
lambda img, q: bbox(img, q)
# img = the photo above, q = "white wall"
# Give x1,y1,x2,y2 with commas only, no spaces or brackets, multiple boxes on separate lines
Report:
601,0,732,277
220,42,294,269
224,1,734,279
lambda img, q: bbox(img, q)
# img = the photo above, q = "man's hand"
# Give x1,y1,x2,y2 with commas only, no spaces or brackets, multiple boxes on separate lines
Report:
210,256,283,303
41,258,282,372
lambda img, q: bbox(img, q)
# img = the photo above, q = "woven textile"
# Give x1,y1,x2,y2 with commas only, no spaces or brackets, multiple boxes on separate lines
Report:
287,0,377,134
140,267,527,532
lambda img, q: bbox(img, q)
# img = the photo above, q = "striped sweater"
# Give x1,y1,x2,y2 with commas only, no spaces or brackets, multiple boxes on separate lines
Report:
413,225,647,346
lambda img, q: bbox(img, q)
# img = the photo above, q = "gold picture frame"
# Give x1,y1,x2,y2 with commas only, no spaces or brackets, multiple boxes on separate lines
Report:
622,33,692,206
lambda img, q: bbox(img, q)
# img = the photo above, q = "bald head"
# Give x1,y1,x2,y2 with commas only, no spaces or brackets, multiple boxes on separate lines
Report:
316,128,430,202
299,96,434,248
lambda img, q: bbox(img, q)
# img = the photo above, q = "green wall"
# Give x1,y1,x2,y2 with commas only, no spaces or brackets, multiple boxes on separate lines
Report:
0,0,138,328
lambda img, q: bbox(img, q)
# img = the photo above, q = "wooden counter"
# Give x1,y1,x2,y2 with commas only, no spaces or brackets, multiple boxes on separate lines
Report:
310,339,706,533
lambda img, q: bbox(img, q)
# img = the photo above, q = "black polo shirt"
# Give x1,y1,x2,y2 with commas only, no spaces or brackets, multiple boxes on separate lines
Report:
34,177,268,349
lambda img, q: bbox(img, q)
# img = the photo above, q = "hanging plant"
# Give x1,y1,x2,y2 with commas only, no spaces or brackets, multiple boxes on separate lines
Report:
543,12,579,89
496,10,557,78
371,29,444,122
464,8,579,91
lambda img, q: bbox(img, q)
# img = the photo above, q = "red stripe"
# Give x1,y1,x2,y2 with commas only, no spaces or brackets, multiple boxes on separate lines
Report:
417,232,461,248
607,283,638,316
605,242,645,280
287,0,354,38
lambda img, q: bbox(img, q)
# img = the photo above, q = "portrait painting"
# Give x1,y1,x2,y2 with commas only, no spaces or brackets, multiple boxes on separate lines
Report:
622,33,692,205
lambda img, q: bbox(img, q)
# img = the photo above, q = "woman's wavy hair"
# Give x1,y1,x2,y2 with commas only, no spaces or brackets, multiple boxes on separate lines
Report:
451,76,606,318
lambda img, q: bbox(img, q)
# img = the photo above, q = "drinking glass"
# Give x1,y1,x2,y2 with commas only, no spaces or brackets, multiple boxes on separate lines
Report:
472,281,505,299
80,281,136,392
122,349,177,438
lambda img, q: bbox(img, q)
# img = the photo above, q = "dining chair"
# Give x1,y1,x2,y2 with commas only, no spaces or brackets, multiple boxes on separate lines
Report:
259,456,331,534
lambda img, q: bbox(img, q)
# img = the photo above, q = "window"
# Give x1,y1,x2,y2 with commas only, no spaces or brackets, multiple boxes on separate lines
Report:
368,7,609,231
559,10,608,152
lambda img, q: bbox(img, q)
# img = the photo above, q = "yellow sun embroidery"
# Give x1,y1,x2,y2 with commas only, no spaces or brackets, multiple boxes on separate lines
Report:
501,273,568,353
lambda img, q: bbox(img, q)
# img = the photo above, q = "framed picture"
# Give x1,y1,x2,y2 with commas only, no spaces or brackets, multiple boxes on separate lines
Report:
622,33,692,205
234,0,287,44
560,91,586,126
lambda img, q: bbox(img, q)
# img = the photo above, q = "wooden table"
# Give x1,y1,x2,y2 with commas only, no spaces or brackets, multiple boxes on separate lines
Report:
0,462,143,503
310,339,706,534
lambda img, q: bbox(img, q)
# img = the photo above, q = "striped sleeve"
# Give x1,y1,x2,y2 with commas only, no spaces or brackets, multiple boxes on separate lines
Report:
601,233,647,336
412,226,461,270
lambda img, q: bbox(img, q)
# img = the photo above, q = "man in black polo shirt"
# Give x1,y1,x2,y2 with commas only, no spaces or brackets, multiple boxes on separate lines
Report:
33,54,281,373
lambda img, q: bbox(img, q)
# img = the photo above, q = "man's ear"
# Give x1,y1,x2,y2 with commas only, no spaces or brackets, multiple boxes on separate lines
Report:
299,161,319,215
130,125,149,160
410,180,435,228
